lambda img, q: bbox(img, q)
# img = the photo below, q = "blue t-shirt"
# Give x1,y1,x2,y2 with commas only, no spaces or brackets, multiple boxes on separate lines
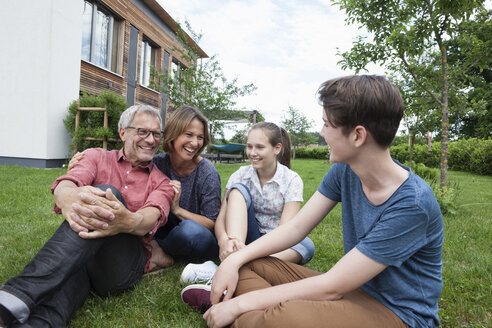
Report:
153,153,221,226
318,162,443,328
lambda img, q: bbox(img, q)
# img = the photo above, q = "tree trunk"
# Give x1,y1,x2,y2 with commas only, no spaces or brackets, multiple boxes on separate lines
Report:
440,45,449,190
408,133,415,170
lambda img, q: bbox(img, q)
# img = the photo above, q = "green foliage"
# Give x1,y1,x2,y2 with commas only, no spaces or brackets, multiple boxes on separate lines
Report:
392,75,442,140
448,138,492,175
448,9,492,139
313,132,327,146
295,146,329,159
392,135,427,146
281,106,317,147
390,142,441,168
333,0,489,188
410,162,439,181
228,127,249,145
432,182,460,216
150,21,256,140
295,138,492,176
391,138,492,175
64,91,127,152
410,162,458,215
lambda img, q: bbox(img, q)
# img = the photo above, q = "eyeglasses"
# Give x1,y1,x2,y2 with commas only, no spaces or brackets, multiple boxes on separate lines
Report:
126,126,162,140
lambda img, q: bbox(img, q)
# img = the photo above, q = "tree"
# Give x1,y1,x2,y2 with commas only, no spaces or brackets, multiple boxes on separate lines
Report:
447,9,492,139
392,73,441,169
226,110,265,145
314,132,327,146
281,106,317,159
151,21,256,140
333,0,489,189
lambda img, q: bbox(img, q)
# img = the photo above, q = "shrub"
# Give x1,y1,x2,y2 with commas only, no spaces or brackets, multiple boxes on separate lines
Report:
448,138,492,175
64,91,128,153
295,146,328,159
390,139,491,176
427,178,460,216
408,162,458,214
410,162,439,180
390,143,441,168
295,138,491,176
392,135,428,146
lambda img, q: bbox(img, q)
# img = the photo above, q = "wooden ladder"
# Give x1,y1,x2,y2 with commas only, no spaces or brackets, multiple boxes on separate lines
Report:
74,100,118,152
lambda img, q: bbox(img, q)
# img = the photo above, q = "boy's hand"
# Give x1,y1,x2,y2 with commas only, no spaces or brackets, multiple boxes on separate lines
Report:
204,298,241,328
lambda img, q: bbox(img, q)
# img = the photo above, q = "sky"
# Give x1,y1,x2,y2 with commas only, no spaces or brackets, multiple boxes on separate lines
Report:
156,0,386,135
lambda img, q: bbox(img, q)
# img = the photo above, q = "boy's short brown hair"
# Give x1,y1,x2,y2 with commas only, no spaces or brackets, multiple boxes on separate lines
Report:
317,75,404,148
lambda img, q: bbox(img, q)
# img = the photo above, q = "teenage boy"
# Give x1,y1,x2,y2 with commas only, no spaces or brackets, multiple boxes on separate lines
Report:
201,75,443,328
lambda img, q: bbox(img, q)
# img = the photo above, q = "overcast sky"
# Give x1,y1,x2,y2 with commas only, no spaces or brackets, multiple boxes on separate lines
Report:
156,0,387,134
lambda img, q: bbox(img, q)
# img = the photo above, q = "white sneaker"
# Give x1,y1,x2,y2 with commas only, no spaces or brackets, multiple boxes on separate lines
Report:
180,260,218,284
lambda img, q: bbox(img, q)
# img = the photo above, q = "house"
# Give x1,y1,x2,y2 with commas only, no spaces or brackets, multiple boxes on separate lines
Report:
0,0,207,168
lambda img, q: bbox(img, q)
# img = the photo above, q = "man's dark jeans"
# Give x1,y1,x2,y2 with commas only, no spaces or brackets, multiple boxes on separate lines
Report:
0,185,146,327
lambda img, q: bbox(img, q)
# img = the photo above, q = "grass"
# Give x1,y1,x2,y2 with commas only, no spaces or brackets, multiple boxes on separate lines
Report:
0,160,490,327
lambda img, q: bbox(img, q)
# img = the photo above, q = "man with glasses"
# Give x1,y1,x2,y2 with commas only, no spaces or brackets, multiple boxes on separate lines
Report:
0,105,174,327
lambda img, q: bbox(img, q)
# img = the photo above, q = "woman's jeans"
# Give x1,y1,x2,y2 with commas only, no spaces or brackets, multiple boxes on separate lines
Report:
0,185,145,327
154,220,219,263
227,183,315,264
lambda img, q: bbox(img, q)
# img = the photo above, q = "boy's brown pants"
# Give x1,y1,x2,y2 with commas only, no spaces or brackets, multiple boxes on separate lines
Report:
232,257,409,328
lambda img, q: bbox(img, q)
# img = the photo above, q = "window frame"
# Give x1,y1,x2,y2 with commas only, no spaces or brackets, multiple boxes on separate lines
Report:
81,0,121,73
171,58,186,80
139,36,159,88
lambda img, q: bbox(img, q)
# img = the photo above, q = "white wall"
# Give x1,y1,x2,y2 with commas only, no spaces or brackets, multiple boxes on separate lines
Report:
0,0,82,166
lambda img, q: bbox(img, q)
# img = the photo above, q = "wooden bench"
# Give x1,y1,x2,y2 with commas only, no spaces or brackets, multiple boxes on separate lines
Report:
201,153,218,162
217,153,244,163
201,153,244,163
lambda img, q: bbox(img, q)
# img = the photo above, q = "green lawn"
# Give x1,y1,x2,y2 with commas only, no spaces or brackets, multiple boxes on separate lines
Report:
0,160,490,327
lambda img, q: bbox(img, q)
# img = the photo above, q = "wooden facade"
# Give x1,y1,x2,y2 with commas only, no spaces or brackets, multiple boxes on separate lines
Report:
79,0,207,112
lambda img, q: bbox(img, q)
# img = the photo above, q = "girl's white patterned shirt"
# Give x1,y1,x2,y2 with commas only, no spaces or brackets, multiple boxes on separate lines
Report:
225,162,303,233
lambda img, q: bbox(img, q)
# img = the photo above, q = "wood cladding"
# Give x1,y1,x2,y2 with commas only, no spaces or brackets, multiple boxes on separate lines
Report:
79,0,205,108
136,85,160,107
80,61,125,95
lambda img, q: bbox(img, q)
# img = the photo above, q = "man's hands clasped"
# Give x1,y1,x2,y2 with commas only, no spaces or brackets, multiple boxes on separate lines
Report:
63,186,135,239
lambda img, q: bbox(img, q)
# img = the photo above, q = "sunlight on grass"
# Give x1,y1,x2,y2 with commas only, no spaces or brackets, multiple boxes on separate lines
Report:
0,161,490,327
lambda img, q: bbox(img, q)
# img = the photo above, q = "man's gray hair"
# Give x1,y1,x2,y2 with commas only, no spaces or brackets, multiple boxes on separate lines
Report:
118,105,162,129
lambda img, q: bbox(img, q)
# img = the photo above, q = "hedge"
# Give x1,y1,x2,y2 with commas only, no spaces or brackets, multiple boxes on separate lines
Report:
295,146,329,159
294,138,492,175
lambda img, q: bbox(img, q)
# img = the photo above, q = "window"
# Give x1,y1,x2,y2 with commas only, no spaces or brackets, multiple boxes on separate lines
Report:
139,38,158,87
170,58,187,94
81,0,120,72
171,58,185,80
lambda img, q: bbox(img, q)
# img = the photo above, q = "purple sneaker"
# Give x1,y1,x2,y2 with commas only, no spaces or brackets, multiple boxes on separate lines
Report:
181,284,212,314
